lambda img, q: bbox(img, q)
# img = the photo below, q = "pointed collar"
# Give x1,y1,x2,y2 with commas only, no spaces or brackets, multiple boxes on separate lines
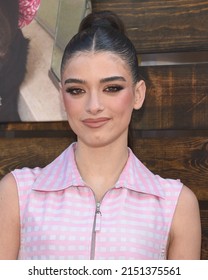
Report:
32,142,165,198
32,142,85,191
114,149,165,198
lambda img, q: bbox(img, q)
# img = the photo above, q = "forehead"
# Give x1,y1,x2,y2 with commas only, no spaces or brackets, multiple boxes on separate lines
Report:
62,51,131,78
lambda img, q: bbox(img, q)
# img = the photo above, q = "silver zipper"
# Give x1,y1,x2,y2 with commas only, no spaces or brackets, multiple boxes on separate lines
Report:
90,202,102,259
89,186,116,259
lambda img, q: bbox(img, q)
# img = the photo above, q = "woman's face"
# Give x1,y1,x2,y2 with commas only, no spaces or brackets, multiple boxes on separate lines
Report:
60,51,145,148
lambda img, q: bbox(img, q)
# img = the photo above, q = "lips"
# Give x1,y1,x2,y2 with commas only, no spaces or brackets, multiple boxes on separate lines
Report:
82,117,110,128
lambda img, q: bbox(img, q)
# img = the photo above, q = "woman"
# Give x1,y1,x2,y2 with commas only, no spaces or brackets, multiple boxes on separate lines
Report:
0,11,201,259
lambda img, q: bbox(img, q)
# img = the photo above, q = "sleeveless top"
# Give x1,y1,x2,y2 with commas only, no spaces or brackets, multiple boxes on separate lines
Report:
12,142,183,260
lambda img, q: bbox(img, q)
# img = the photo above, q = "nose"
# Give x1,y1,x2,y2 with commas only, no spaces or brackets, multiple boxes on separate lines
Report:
86,92,104,115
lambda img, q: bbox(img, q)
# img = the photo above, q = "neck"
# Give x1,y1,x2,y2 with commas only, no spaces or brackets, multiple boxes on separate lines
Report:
74,140,129,201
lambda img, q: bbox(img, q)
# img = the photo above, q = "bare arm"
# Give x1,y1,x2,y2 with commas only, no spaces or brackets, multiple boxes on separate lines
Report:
167,185,201,259
0,173,20,259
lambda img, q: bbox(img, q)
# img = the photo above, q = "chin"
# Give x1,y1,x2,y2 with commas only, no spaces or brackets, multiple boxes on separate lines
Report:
77,137,110,148
78,135,126,149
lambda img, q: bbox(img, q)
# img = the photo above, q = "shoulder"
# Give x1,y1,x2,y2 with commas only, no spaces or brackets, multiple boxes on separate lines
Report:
0,173,20,259
0,173,19,215
0,172,18,198
174,185,200,215
173,185,201,230
0,168,38,215
168,185,201,259
172,185,201,234
12,166,42,181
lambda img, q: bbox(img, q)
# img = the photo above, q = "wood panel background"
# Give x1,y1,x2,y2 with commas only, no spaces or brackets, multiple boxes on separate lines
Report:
92,0,208,53
0,0,208,259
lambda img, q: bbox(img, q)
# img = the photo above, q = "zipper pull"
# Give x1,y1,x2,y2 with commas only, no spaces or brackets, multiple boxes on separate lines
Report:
95,202,102,232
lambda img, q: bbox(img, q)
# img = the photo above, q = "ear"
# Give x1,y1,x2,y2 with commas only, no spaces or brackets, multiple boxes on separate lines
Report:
133,80,146,110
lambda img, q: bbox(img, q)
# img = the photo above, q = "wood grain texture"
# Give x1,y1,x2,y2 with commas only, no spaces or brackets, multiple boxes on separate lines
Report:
0,137,72,176
133,136,208,201
134,63,208,129
92,0,208,53
0,121,70,131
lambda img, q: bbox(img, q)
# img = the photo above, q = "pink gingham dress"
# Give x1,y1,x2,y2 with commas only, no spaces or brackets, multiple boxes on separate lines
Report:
12,142,183,260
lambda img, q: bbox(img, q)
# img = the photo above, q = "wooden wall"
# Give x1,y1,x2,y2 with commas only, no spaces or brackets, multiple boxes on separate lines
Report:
92,0,208,53
0,0,208,259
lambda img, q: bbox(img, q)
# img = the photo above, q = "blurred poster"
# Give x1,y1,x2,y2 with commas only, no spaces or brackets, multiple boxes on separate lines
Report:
0,0,91,122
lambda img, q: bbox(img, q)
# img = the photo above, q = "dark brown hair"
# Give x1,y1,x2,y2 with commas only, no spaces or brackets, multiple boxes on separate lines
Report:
61,11,140,85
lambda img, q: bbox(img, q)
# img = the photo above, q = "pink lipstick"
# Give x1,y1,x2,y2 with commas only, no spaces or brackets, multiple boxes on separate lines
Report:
82,117,110,128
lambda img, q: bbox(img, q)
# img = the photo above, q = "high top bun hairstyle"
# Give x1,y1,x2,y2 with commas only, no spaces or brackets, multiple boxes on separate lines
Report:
61,10,139,84
78,10,125,34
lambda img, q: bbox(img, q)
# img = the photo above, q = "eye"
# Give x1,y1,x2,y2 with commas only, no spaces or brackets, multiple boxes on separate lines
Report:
104,85,124,93
65,87,85,95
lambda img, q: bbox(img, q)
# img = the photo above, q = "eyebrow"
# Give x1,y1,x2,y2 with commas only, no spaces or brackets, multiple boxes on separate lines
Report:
64,78,86,85
64,76,126,85
100,76,126,83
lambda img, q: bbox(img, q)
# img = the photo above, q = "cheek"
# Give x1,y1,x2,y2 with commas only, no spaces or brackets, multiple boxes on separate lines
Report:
114,92,134,114
62,94,80,117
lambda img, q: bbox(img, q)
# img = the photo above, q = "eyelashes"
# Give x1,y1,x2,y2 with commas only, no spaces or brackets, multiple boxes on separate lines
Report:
65,87,85,95
65,85,124,96
104,85,124,93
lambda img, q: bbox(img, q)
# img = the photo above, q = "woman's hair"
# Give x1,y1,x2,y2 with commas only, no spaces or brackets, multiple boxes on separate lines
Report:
0,0,19,58
61,10,139,84
0,11,11,59
61,10,143,150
